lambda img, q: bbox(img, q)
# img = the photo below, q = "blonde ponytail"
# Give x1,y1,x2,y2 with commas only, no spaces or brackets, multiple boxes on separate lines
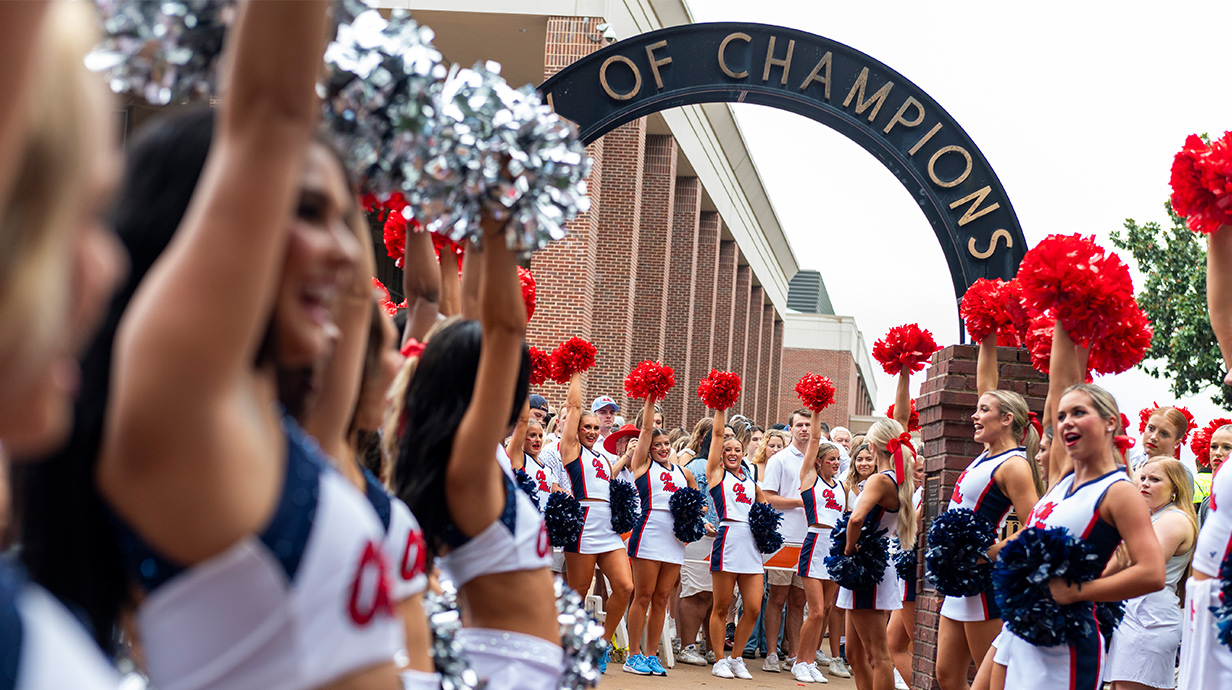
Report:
866,419,917,547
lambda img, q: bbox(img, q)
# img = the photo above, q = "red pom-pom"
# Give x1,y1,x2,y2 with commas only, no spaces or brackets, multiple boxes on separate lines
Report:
1192,418,1232,469
960,278,1030,347
625,361,676,401
1087,301,1153,376
697,369,742,411
1170,133,1232,235
872,324,941,376
794,373,836,412
431,233,465,271
1016,234,1135,347
886,400,920,433
1138,403,1196,442
528,346,551,386
518,267,536,322
549,337,597,383
372,278,399,317
383,211,407,268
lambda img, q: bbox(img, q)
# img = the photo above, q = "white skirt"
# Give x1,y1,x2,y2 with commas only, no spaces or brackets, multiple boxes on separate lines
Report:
940,587,1001,622
456,628,563,690
627,509,685,564
1103,588,1181,687
797,528,832,580
1178,577,1232,689
400,669,442,690
710,521,762,575
563,501,626,555
836,561,901,612
991,616,1104,690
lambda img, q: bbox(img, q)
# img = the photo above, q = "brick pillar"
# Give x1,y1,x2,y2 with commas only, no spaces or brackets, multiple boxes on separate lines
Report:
745,286,765,420
714,241,739,370
757,304,774,422
695,212,722,376
770,316,784,424
588,119,646,408
632,134,677,365
529,16,608,405
732,266,752,396
662,177,702,427
912,345,1048,689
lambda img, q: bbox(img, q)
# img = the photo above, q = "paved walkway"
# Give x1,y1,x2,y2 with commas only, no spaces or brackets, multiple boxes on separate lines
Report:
600,658,859,690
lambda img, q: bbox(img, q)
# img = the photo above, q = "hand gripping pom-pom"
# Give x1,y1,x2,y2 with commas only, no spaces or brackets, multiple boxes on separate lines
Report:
1191,418,1232,469
1016,234,1135,347
960,278,1030,347
894,543,917,582
925,509,996,597
514,468,541,511
1087,302,1152,376
518,267,536,322
550,337,597,383
697,369,742,411
608,480,641,534
625,361,676,401
1212,549,1232,649
545,492,585,547
872,324,941,376
992,526,1107,646
1170,133,1232,235
1094,601,1125,651
749,502,785,554
886,400,920,433
795,373,836,412
824,512,890,590
528,347,551,386
669,488,707,543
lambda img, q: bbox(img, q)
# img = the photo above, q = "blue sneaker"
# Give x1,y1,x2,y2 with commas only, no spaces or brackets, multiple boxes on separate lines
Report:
622,654,652,676
600,647,610,674
645,655,668,676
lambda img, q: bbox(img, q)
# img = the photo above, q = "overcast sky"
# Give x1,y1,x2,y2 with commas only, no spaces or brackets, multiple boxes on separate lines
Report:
686,0,1232,460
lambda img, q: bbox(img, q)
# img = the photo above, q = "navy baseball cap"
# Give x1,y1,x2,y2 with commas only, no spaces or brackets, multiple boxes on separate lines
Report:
529,394,548,411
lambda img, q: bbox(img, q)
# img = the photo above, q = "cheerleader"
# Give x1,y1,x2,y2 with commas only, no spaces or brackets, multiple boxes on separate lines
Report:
1102,457,1196,690
559,370,635,673
986,324,1165,690
837,416,917,690
935,336,1043,690
888,453,925,690
395,219,560,690
707,407,769,681
509,407,556,511
845,443,877,506
795,408,847,683
623,397,700,676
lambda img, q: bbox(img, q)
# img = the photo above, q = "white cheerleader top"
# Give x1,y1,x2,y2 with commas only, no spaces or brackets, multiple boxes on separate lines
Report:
1194,463,1232,577
1025,469,1127,565
802,476,846,528
854,471,901,540
522,452,553,512
711,468,756,522
565,445,612,502
636,462,687,513
112,417,401,690
361,469,428,600
946,447,1024,527
0,563,119,690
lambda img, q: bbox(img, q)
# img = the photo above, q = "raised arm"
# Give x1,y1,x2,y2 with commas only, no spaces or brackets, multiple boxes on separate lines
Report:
460,240,481,320
0,1,47,206
401,226,441,343
705,408,727,486
631,397,656,476
506,399,530,469
1046,322,1085,486
800,409,822,490
558,372,583,464
892,370,911,430
1209,225,1232,386
976,333,998,395
439,247,462,317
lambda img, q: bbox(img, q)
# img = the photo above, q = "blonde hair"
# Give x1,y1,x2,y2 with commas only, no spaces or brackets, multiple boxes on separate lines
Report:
1137,456,1199,601
1148,407,1191,458
381,315,461,483
865,419,917,546
686,417,713,456
983,389,1045,497
752,429,790,467
1062,384,1123,464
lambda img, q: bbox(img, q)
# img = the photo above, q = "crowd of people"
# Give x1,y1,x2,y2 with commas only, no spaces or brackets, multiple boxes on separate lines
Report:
2,3,1232,690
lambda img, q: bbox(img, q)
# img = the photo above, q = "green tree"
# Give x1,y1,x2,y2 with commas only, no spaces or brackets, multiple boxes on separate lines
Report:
1110,202,1229,407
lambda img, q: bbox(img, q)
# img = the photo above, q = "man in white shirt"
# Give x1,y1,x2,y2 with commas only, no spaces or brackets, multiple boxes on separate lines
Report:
831,426,853,476
760,408,811,671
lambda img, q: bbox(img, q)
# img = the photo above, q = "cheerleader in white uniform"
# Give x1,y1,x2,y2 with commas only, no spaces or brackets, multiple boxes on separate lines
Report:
623,397,701,676
837,417,917,690
795,408,847,683
889,454,926,688
937,336,1044,690
559,370,635,671
509,412,556,512
1180,451,1232,688
705,407,770,680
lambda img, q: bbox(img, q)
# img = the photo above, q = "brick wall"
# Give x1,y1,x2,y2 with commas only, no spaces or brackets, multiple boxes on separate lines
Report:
695,212,722,378
910,345,1047,689
714,241,739,370
770,317,784,423
778,347,859,429
662,177,702,427
732,265,752,388
745,287,765,421
631,135,677,366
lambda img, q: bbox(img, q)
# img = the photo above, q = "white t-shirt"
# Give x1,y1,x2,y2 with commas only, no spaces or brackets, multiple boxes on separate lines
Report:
539,441,566,492
837,446,851,478
764,444,808,544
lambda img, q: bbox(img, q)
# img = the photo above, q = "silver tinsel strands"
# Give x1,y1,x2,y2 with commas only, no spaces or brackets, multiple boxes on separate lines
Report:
555,576,605,690
86,0,234,105
424,585,482,690
409,62,591,254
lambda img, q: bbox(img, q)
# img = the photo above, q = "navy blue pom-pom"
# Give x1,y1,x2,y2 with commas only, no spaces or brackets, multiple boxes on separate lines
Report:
894,543,917,582
609,479,641,534
1211,547,1232,648
514,468,541,511
1094,601,1125,651
825,512,890,590
749,502,785,554
925,508,996,597
545,492,585,547
669,487,706,543
992,526,1106,646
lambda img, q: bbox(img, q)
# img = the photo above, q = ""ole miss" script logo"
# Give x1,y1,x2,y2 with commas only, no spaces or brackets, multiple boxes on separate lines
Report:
593,456,610,481
822,488,843,512
1029,501,1057,529
733,482,753,505
661,470,680,492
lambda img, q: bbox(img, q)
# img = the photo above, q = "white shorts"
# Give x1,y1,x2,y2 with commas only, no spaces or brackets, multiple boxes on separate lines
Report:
940,587,1001,622
457,627,563,690
1179,577,1232,689
681,536,714,597
400,669,442,690
797,528,832,580
627,510,684,565
1104,588,1181,687
991,616,1105,690
563,501,626,555
836,561,901,612
711,521,762,575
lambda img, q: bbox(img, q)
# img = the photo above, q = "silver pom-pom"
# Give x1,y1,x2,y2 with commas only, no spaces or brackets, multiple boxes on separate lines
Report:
86,0,234,105
424,584,482,690
555,576,605,690
407,62,591,254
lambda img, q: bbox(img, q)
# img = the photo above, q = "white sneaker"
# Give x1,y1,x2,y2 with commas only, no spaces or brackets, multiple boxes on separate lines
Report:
894,668,909,690
762,653,781,673
807,663,829,684
712,658,735,679
781,656,796,672
729,657,753,680
828,659,852,679
791,662,814,683
815,650,832,665
677,645,707,666
706,650,717,664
